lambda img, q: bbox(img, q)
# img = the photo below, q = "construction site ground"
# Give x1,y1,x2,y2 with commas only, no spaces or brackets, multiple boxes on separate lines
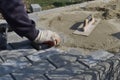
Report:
29,0,120,54
0,0,120,80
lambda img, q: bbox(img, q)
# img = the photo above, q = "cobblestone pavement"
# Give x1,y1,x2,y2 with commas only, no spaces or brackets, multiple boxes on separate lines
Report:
0,31,119,80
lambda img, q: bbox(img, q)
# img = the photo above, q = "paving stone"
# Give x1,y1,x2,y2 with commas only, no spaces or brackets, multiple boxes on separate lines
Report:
0,57,3,64
12,60,55,80
91,61,111,80
27,48,62,62
7,32,33,49
48,53,77,68
70,74,93,80
112,60,120,80
9,40,32,49
78,50,114,68
46,62,88,80
88,50,114,61
78,58,99,68
0,33,7,50
0,75,13,80
0,57,31,76
13,74,46,80
69,70,99,80
103,55,120,80
7,32,26,43
67,48,85,56
0,49,37,59
30,4,42,12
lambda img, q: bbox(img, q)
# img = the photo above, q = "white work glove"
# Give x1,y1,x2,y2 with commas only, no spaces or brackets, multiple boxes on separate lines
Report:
34,30,61,46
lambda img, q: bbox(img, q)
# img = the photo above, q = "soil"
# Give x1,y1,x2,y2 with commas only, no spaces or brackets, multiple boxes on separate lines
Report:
32,0,120,53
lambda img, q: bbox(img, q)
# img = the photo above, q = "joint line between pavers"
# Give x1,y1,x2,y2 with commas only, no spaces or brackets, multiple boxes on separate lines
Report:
9,73,16,80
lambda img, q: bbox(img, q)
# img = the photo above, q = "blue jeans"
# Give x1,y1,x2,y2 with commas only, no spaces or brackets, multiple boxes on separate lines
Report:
0,0,38,41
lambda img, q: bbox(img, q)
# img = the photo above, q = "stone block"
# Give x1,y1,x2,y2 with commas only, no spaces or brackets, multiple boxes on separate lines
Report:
70,70,99,80
30,4,42,12
0,75,13,80
88,50,114,61
0,49,37,59
27,48,62,62
0,57,31,76
78,50,114,68
46,62,87,80
12,60,55,80
47,53,77,68
7,32,33,49
13,74,47,80
0,57,3,64
67,48,84,56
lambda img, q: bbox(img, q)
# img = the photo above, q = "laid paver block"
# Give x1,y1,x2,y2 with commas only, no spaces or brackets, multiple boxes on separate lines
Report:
46,62,88,80
70,70,99,80
0,57,3,64
12,60,55,80
27,48,62,62
7,32,26,43
88,50,114,61
13,74,46,80
112,58,120,80
0,75,13,80
0,57,31,76
9,40,32,49
67,48,84,56
47,53,77,68
78,50,114,68
0,49,37,59
103,55,120,80
7,32,33,49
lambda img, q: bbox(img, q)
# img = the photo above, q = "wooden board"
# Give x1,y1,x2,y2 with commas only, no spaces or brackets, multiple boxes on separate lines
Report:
73,19,101,36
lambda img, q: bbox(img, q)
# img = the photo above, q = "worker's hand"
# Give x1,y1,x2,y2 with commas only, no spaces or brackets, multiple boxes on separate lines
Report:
34,30,61,46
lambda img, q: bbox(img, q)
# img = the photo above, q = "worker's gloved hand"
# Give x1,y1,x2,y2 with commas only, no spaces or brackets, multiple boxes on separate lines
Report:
34,30,61,46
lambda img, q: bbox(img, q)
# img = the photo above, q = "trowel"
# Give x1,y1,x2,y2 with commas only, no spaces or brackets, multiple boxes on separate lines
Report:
73,14,101,36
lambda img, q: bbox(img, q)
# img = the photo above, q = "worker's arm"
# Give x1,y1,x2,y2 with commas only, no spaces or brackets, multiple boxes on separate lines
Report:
0,0,38,41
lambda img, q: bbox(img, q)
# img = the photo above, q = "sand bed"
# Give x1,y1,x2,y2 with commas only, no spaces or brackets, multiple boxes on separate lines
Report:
33,2,120,53
36,11,120,53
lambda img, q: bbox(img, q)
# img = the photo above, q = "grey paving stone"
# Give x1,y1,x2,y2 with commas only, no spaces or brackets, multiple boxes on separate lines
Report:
78,50,114,68
13,74,46,80
0,49,37,59
113,62,120,80
103,55,120,80
0,57,31,76
69,70,99,80
70,74,93,80
12,60,55,80
78,58,99,68
0,57,3,64
88,50,114,61
67,48,84,56
91,61,111,80
7,32,26,43
0,75,13,80
46,62,88,80
7,32,32,49
9,40,32,49
27,48,62,62
48,53,77,68
30,4,42,12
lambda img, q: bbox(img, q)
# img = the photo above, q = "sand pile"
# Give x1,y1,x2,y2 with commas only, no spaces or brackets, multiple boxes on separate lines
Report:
36,1,120,53
81,0,120,19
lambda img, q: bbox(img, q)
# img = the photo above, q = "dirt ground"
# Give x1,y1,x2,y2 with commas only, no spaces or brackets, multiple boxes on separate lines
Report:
36,0,120,54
